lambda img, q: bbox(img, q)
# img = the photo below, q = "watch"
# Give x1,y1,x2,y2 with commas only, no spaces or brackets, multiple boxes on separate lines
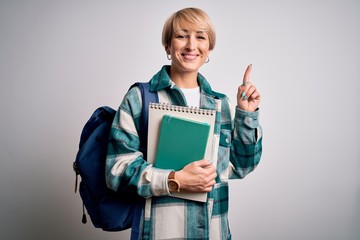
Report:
168,171,180,192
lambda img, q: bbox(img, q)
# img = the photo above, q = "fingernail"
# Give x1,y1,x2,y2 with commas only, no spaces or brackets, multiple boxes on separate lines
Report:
241,91,247,100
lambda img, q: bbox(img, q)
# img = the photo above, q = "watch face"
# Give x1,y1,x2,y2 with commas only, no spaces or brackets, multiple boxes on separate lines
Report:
168,179,179,192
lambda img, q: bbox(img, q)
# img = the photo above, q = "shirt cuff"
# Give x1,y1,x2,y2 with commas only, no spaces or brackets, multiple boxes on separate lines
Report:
235,107,260,128
234,107,261,143
147,167,172,196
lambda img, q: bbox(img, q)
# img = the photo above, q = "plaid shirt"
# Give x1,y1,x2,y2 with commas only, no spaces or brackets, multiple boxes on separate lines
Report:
106,65,263,240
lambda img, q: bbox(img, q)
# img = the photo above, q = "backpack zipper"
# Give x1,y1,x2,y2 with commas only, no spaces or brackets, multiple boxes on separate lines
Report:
73,161,79,193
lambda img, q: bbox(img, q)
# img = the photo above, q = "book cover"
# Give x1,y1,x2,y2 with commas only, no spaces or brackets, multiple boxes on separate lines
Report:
154,114,210,171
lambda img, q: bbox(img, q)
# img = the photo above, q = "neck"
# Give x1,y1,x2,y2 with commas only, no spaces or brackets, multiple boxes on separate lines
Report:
170,67,199,88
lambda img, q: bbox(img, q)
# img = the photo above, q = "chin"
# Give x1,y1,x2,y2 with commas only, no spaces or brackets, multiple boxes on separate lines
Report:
182,62,203,71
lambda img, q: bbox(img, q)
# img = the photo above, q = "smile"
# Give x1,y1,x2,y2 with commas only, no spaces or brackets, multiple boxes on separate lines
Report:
181,53,198,60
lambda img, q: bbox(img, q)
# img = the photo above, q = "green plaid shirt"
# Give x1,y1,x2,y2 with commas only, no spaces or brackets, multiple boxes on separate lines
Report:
106,65,263,240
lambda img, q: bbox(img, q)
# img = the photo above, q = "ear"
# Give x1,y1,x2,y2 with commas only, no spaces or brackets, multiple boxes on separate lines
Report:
165,45,171,55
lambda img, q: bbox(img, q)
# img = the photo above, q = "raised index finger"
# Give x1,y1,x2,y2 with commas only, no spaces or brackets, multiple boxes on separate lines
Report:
243,64,252,86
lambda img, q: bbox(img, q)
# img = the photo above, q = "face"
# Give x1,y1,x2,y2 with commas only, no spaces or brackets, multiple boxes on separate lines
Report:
167,27,210,74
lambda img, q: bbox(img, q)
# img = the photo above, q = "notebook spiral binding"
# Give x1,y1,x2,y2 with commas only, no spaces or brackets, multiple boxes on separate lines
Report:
149,102,215,115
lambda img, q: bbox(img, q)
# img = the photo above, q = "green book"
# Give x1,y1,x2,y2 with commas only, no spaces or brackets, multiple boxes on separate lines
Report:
154,114,211,171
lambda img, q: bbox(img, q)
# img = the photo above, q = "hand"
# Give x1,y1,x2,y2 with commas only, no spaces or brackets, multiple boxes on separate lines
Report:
237,64,261,112
175,159,216,193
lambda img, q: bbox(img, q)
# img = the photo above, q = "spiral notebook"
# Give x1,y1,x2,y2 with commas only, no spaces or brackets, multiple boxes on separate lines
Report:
147,102,217,202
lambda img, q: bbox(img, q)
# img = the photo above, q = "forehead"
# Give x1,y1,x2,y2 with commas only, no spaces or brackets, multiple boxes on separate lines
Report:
173,18,208,33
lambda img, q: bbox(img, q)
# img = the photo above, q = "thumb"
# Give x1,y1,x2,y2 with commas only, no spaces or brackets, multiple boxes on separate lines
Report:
194,159,213,168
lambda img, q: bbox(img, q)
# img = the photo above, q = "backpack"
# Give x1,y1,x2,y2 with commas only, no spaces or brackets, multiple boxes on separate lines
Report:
73,82,158,233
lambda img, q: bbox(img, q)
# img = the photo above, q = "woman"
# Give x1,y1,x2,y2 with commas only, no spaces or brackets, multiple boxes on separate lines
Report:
106,7,262,240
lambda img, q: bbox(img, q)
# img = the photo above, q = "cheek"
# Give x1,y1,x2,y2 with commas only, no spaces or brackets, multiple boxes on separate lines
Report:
200,47,210,55
200,42,210,53
171,41,185,52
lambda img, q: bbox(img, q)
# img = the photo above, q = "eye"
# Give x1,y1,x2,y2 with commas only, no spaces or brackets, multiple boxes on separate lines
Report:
197,36,206,40
176,35,188,39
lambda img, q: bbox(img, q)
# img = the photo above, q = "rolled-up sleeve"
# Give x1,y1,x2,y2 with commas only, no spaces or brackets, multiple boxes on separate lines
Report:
229,107,263,179
105,87,171,198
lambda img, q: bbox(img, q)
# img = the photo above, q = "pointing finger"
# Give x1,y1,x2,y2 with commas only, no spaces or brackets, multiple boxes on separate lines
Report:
242,64,252,86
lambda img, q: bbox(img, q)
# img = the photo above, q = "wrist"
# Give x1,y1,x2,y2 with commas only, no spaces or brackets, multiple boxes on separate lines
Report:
167,171,180,193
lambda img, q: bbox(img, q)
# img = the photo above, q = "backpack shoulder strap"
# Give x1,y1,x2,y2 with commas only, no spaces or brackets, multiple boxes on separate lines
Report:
128,82,158,240
129,82,159,159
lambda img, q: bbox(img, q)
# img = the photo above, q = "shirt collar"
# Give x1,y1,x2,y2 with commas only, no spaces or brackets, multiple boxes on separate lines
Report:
149,65,215,96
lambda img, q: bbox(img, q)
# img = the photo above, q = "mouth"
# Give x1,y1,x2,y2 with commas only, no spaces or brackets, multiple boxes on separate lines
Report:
181,53,199,61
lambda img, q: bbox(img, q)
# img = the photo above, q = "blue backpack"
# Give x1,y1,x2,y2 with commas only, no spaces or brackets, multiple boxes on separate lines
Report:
73,82,158,234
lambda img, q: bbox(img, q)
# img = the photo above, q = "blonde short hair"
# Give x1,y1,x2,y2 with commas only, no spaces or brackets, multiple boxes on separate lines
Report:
162,8,216,51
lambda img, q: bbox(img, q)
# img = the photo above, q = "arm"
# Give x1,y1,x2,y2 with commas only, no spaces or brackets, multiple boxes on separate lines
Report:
229,64,263,179
229,107,262,179
105,87,171,197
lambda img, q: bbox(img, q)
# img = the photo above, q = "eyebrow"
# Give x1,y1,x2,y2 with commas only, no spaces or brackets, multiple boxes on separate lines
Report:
178,29,206,34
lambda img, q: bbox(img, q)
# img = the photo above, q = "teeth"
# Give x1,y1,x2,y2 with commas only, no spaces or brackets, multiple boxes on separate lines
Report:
183,54,197,60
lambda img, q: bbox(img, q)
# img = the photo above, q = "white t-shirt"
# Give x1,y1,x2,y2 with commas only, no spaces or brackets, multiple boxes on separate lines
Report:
180,87,200,108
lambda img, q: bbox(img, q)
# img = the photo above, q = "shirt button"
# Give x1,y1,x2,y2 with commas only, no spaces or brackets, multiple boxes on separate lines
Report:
225,138,230,144
245,117,253,126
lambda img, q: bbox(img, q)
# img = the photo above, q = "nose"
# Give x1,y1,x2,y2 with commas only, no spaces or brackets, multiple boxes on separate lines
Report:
185,35,196,51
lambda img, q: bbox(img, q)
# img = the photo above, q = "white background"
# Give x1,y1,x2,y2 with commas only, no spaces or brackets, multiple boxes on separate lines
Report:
0,0,359,239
